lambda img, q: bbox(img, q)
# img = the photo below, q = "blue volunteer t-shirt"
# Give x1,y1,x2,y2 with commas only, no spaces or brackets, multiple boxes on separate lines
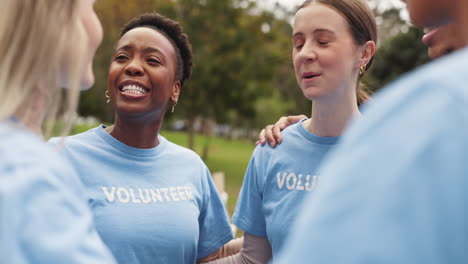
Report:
275,48,468,264
0,121,116,264
49,125,233,264
232,120,339,259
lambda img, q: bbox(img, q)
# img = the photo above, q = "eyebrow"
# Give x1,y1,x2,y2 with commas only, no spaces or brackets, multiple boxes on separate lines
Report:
114,45,166,57
292,28,335,38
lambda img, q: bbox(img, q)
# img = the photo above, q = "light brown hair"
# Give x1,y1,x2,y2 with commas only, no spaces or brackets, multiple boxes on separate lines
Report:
298,0,377,105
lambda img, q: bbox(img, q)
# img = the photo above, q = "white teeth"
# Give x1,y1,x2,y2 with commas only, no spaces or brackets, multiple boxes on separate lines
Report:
121,85,147,95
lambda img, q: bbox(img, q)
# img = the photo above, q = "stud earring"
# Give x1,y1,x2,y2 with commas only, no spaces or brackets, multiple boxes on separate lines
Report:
105,90,110,104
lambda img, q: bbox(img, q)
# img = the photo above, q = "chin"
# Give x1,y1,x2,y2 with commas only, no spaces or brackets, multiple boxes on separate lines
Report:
115,103,148,115
301,88,326,101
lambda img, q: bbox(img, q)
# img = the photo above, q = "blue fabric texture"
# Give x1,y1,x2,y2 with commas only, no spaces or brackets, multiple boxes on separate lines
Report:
275,48,468,263
49,125,233,264
232,121,339,259
0,121,116,264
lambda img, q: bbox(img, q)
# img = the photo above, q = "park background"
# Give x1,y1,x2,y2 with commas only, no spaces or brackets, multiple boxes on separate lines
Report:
61,0,429,229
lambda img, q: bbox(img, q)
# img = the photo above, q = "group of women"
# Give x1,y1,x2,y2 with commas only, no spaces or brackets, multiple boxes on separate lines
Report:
1,0,466,263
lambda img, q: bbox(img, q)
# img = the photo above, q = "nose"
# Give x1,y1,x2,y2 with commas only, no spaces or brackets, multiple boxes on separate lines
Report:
125,59,144,76
298,42,317,63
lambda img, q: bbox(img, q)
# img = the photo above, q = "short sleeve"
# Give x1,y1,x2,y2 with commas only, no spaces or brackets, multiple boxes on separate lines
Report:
1,157,116,264
197,166,234,259
232,148,267,237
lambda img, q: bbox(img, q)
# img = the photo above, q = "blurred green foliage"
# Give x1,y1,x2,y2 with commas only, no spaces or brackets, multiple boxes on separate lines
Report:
365,27,430,92
80,0,303,138
78,1,429,148
161,130,255,215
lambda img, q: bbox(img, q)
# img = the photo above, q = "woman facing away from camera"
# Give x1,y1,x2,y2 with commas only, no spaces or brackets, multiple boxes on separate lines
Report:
202,0,377,263
0,0,116,263
49,13,241,264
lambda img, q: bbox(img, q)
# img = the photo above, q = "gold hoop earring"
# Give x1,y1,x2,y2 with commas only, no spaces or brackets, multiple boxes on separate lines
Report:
171,99,178,113
105,90,110,104
359,65,366,76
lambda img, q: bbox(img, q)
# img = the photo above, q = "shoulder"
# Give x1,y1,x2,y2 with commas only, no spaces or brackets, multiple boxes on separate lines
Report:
0,124,81,195
1,124,65,169
48,126,100,147
319,49,468,178
253,122,303,158
367,48,468,116
345,49,468,144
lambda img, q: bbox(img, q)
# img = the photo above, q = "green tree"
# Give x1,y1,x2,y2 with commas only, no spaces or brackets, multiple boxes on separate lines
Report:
366,26,429,92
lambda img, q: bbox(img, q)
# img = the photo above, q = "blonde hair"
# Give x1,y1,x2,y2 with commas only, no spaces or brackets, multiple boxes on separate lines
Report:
0,0,87,135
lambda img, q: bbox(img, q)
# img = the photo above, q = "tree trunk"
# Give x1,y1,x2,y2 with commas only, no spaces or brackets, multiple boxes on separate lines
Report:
187,117,195,150
202,118,215,160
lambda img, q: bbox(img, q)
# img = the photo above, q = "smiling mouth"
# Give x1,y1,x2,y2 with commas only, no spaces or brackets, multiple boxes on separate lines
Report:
119,84,149,95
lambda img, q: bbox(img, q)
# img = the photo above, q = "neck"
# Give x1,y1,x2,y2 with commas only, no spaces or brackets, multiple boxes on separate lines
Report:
304,91,361,137
14,88,48,136
106,114,164,149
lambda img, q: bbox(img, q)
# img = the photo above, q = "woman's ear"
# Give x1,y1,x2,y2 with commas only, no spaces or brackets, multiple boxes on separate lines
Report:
360,40,376,66
171,81,181,102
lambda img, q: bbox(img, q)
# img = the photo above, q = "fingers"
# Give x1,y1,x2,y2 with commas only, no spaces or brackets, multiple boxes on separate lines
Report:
284,115,307,127
264,125,278,148
257,125,280,148
257,129,267,146
271,115,308,146
275,115,307,131
257,114,308,148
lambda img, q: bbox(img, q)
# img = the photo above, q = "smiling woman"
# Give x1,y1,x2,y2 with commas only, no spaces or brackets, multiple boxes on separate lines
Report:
49,13,237,264
107,27,180,126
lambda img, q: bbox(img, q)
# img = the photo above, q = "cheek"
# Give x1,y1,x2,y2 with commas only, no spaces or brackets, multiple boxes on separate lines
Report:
89,16,103,51
83,16,103,55
107,64,120,92
317,51,339,70
79,3,103,58
292,53,301,74
407,3,426,25
406,0,448,27
322,45,357,71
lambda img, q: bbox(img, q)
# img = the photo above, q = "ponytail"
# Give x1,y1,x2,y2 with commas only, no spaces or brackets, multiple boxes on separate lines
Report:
357,82,371,106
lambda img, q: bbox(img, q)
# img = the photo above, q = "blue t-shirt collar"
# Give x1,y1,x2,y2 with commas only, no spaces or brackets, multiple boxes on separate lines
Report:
96,124,167,157
297,118,340,145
